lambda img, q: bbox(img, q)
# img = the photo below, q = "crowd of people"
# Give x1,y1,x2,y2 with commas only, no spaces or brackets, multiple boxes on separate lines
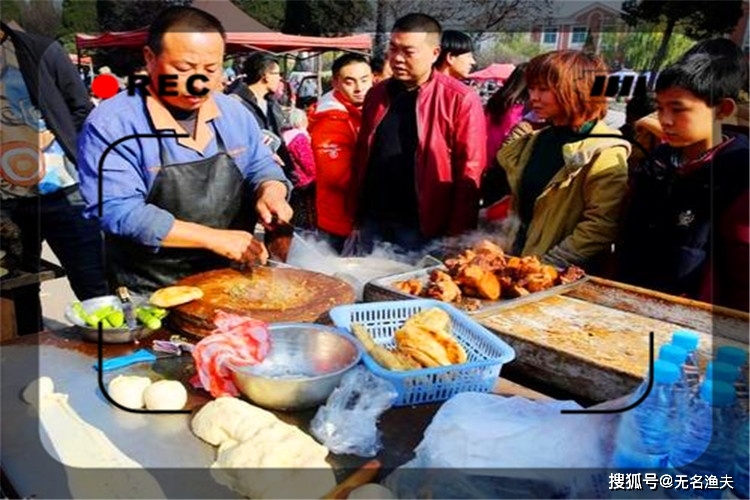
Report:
1,5,747,339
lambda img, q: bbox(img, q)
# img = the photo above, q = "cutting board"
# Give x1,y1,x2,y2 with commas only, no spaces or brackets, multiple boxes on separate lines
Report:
169,267,355,337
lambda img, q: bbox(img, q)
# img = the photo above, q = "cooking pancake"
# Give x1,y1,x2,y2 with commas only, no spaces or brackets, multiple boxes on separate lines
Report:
170,267,355,338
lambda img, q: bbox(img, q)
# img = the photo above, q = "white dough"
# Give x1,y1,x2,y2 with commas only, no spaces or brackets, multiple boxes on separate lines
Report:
348,483,395,499
192,397,336,499
21,376,55,406
143,380,187,410
107,375,152,409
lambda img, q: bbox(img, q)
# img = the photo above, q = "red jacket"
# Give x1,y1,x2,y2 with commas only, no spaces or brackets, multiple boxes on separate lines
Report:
309,91,362,236
351,72,487,238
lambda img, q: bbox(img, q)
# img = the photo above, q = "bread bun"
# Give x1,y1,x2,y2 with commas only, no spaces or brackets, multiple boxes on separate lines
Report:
150,286,204,308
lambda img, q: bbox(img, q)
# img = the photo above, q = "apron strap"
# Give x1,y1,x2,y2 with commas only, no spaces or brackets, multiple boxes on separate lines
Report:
157,120,228,166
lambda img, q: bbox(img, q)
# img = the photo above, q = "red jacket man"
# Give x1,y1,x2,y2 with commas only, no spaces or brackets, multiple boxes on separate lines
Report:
309,54,372,250
351,14,486,250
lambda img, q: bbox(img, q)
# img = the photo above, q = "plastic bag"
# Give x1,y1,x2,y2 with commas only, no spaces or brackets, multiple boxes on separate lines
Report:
310,366,398,457
384,392,623,499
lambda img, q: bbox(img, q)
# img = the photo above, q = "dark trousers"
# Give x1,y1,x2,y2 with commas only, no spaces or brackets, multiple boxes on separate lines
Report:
4,187,108,335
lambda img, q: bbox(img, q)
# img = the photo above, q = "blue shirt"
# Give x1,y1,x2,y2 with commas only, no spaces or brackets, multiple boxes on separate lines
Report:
77,89,289,248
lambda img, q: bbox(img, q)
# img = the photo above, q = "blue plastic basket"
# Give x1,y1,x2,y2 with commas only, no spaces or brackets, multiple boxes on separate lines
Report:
328,299,516,406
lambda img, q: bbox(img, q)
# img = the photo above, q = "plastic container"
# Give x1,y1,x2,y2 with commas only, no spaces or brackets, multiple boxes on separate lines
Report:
328,299,516,406
704,361,740,384
611,360,680,468
668,381,737,499
672,330,702,393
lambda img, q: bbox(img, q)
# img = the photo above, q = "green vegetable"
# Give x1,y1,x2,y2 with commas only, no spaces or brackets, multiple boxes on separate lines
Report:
136,308,162,330
137,305,168,320
106,310,125,328
72,302,91,324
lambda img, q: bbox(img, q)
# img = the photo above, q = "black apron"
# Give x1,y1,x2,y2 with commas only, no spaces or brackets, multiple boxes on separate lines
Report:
106,125,255,294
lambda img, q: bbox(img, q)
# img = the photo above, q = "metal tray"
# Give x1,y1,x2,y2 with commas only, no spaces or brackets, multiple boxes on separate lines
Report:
363,264,590,318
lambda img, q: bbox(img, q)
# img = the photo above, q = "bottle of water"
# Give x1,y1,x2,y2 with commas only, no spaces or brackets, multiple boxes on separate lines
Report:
672,330,702,393
732,415,749,499
703,361,740,385
668,380,737,499
659,344,691,438
716,346,748,414
612,360,680,468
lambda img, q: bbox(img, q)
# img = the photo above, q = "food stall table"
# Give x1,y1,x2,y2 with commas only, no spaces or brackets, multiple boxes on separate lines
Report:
0,328,552,499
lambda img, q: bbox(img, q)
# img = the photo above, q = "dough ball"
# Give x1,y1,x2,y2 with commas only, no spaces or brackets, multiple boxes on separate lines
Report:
107,375,152,409
143,380,187,411
348,483,395,499
22,376,55,405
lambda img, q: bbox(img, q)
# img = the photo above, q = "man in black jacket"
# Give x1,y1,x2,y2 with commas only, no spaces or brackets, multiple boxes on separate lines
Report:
225,53,296,185
1,21,108,335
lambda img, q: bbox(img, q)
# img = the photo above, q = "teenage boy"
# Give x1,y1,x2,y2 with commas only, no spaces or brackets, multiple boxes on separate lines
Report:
617,42,749,312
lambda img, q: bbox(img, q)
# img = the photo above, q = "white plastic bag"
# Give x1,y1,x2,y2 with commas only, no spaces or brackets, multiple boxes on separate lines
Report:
384,392,621,498
311,367,398,457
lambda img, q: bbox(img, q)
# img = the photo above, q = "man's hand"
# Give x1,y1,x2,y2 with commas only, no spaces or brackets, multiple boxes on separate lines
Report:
256,180,292,227
162,221,268,265
207,229,268,266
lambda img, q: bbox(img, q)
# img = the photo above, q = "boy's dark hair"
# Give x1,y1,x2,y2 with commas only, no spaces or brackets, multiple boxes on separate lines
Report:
242,53,280,85
435,30,473,68
332,53,370,78
656,39,746,105
147,6,225,56
370,55,386,74
392,13,441,43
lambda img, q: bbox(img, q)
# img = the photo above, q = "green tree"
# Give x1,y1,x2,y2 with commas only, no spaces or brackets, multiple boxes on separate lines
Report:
622,0,744,81
59,0,99,51
600,27,693,71
486,32,544,65
0,0,24,24
232,0,285,30
281,0,374,36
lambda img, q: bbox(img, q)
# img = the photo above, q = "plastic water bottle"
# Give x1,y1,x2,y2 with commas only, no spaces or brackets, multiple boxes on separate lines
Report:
659,344,691,439
672,330,702,393
703,361,740,385
716,346,748,413
612,360,680,468
732,416,749,499
668,381,737,499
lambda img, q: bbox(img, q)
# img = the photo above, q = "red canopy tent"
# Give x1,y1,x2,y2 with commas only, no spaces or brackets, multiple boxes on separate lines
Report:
468,63,516,82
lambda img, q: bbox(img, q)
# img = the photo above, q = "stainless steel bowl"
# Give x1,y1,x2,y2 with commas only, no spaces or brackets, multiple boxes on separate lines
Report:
64,295,155,344
231,323,361,411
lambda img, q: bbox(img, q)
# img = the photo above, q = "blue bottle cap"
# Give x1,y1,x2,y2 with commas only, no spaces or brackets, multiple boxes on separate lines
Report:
659,344,689,366
653,359,680,384
705,361,740,383
699,380,737,407
672,330,700,352
716,346,748,367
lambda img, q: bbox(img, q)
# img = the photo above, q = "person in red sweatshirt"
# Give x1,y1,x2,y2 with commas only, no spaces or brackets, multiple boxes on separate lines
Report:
309,53,373,253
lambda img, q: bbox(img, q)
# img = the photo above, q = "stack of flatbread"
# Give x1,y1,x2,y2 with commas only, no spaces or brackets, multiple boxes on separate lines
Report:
351,308,468,371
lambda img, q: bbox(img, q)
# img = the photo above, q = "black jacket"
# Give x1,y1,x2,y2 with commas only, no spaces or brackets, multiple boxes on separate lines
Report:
617,132,749,307
225,80,297,184
2,22,93,164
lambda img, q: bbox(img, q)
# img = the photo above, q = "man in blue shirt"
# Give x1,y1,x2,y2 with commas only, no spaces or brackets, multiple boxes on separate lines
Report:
78,6,292,293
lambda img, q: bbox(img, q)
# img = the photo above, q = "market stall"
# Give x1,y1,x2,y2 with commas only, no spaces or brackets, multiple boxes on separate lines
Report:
1,241,747,498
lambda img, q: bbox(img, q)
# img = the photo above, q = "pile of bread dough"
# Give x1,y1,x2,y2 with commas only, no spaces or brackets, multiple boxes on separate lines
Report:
192,397,336,499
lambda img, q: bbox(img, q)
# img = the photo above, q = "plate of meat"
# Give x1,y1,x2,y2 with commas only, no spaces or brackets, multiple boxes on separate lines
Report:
364,240,587,316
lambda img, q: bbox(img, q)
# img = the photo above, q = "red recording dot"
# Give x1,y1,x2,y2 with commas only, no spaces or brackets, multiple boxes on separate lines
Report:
91,74,120,99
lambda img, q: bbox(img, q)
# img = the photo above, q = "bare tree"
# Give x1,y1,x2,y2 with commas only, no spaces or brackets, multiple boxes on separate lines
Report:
382,0,554,39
